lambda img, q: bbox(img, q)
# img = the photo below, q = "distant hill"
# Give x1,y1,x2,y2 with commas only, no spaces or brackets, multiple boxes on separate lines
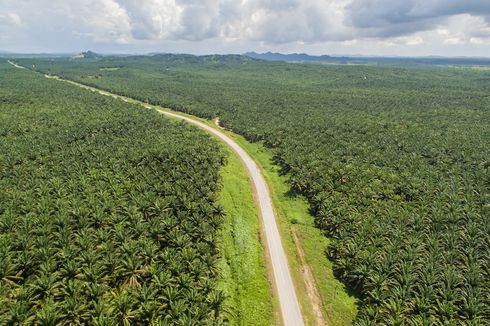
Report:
72,51,102,60
0,51,10,58
244,51,490,66
244,51,337,62
152,53,255,63
95,53,258,66
82,51,100,59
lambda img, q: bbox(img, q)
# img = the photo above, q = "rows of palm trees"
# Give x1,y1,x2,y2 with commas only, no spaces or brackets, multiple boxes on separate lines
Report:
278,118,489,324
19,54,490,323
0,64,227,324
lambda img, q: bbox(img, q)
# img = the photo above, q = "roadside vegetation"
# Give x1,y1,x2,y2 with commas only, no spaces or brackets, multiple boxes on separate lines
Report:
0,63,230,324
217,148,275,325
21,54,490,324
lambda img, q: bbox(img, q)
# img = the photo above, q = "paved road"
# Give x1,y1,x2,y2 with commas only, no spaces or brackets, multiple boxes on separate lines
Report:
8,61,305,326
7,60,25,69
149,109,305,326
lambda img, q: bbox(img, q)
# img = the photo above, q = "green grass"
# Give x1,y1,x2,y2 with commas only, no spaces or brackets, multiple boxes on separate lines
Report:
216,148,276,325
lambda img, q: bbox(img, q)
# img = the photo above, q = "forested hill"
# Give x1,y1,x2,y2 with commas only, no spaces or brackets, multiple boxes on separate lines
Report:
16,54,490,324
87,53,257,66
244,52,335,62
244,51,490,66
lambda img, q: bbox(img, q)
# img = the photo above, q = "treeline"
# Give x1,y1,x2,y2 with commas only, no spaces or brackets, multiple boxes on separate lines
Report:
18,55,490,324
0,63,227,324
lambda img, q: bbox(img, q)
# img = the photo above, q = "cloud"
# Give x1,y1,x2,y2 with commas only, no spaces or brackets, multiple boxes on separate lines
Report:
0,13,23,28
73,0,132,43
0,0,133,44
241,0,351,43
437,14,490,45
1,0,490,55
107,0,350,43
117,0,182,40
175,0,221,41
345,0,490,38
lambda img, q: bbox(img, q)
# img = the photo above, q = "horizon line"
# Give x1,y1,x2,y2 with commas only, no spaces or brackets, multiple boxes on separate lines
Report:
2,50,490,60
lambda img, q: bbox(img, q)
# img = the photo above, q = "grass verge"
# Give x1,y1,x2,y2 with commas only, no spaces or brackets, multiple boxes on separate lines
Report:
216,147,276,325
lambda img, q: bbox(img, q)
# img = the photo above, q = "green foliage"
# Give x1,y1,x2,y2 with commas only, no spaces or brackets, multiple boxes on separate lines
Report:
217,148,275,325
18,54,490,324
0,63,227,324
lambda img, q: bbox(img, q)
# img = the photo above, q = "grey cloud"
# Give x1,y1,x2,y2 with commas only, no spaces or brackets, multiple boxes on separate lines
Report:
408,1,490,19
117,1,161,39
235,0,351,43
175,0,221,41
260,0,302,11
346,0,490,37
115,0,181,40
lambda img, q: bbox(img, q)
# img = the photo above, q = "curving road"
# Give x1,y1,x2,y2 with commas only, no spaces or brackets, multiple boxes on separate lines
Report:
149,108,305,326
8,60,305,326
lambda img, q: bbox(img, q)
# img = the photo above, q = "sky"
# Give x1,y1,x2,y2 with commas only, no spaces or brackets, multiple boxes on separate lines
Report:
1,0,490,57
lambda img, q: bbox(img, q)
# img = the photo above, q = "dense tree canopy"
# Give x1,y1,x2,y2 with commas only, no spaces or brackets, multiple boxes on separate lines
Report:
0,63,227,324
21,54,490,324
